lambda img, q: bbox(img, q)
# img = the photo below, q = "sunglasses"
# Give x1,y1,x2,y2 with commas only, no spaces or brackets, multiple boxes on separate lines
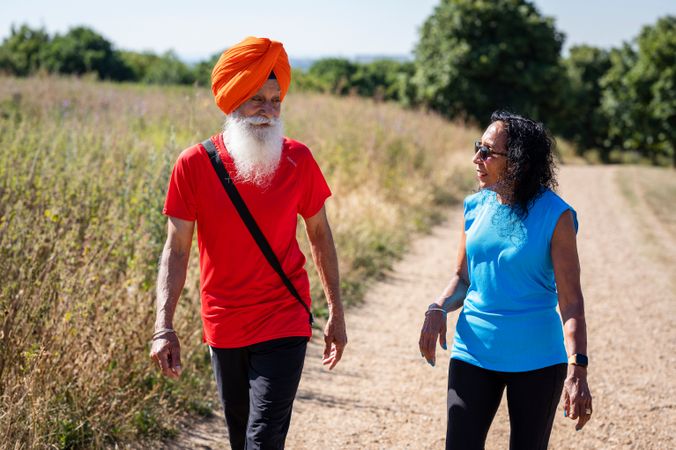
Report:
474,141,507,160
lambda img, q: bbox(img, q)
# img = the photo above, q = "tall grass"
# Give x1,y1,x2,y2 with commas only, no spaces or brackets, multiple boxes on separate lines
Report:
615,166,676,271
0,76,476,448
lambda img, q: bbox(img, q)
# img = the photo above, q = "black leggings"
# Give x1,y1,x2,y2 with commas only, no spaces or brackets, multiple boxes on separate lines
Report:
446,358,566,450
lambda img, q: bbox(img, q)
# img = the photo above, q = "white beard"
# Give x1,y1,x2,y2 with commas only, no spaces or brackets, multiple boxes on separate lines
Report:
222,112,284,187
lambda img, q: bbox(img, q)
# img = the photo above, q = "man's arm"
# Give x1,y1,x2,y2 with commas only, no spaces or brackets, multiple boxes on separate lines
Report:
150,216,195,379
303,206,347,370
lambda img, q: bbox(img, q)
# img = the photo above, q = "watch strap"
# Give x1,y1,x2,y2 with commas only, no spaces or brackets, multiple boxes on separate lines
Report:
568,353,589,367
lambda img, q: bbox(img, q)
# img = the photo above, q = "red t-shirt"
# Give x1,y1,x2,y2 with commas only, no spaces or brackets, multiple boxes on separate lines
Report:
163,134,331,348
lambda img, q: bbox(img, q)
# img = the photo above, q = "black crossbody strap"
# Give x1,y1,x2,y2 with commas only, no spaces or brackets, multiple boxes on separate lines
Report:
201,138,313,325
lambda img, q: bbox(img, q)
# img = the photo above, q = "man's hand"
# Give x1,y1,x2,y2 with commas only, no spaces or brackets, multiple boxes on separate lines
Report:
322,312,347,370
150,332,183,379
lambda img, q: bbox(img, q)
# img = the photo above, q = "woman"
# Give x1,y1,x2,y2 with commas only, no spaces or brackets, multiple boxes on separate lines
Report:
419,111,592,449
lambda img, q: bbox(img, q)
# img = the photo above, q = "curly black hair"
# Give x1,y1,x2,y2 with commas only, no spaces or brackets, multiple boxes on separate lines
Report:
490,110,558,218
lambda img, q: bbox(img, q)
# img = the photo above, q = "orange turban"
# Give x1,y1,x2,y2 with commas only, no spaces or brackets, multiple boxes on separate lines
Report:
211,36,291,115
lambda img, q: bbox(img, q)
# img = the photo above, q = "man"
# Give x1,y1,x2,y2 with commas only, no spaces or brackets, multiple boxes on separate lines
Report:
150,36,347,450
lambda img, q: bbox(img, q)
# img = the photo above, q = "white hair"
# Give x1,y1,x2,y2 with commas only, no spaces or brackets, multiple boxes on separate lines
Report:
222,111,284,187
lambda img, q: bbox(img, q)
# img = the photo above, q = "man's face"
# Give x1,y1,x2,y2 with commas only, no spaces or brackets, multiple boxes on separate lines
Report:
237,79,282,123
222,80,285,187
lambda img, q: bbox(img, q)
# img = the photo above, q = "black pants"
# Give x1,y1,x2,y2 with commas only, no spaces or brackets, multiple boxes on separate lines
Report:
446,358,567,450
210,336,307,450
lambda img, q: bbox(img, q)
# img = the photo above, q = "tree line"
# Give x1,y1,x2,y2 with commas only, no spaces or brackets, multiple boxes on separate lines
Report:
297,1,674,167
1,0,673,166
0,24,217,86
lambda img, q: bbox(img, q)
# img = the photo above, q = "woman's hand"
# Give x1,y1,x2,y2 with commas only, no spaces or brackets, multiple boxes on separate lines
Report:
420,222,467,367
563,365,592,430
419,308,447,366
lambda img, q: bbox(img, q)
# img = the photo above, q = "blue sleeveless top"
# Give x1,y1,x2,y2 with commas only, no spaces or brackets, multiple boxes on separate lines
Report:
451,188,577,372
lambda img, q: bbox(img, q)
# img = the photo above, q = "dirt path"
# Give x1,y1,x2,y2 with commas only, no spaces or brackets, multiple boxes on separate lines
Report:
173,166,675,449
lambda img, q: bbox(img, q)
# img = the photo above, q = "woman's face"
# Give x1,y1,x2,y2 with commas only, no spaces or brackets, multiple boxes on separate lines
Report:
474,121,509,190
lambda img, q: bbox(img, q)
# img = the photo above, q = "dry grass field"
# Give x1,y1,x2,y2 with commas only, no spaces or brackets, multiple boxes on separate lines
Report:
0,76,476,448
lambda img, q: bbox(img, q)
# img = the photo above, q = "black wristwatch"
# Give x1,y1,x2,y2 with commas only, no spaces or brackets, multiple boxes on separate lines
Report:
568,353,589,368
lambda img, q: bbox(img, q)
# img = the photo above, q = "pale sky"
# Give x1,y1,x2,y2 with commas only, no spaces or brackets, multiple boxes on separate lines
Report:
0,0,673,61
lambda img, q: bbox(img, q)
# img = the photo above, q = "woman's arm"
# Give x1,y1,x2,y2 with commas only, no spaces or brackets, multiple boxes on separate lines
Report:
435,271,469,312
552,210,592,430
419,220,468,366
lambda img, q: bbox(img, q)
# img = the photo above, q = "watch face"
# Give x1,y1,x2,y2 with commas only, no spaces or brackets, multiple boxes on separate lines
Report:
575,354,588,366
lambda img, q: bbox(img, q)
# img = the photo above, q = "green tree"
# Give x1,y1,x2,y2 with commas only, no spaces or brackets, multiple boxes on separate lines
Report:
554,45,611,155
392,62,419,107
351,60,415,101
413,0,565,124
290,68,325,93
0,24,50,76
191,52,221,87
142,51,195,85
119,50,159,82
118,50,195,85
601,16,675,166
307,58,358,95
42,26,131,80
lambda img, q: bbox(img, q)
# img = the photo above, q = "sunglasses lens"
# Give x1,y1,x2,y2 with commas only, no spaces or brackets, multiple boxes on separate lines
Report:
474,143,487,160
474,142,483,157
